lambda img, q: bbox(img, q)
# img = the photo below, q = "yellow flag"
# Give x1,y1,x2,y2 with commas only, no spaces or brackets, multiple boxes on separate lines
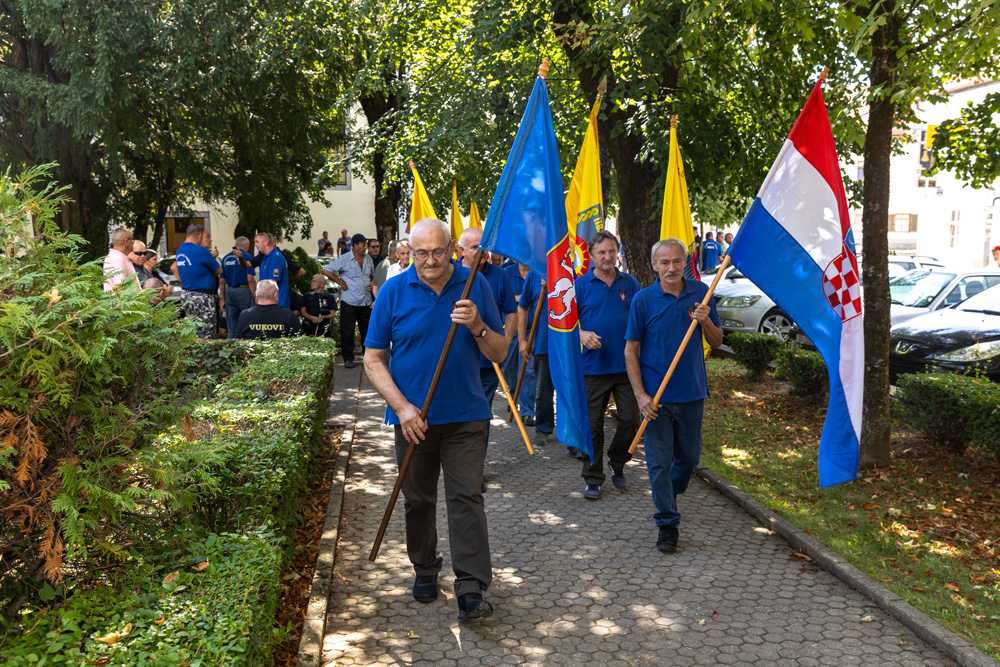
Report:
661,116,710,358
468,201,482,230
449,180,463,244
659,117,695,250
564,93,604,274
407,161,437,232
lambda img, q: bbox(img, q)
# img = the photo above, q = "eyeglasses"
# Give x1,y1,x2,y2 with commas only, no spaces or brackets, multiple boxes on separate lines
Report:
413,247,450,261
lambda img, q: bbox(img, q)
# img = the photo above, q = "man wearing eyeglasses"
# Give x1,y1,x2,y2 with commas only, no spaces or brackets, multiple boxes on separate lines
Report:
456,228,517,459
364,218,506,623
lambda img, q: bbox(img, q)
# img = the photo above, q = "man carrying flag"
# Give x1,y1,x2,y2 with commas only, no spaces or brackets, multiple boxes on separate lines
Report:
479,61,593,462
727,70,863,488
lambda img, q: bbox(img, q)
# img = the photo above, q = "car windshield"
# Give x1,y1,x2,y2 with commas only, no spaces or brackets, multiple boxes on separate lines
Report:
957,284,1000,315
889,270,956,308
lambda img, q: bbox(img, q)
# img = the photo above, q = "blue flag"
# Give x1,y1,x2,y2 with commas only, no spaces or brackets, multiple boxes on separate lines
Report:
481,76,593,461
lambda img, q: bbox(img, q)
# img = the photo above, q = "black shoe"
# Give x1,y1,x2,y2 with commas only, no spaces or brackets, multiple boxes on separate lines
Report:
413,574,438,603
611,472,626,490
583,483,601,500
344,359,357,369
657,525,678,554
523,415,536,427
457,592,494,623
567,446,579,458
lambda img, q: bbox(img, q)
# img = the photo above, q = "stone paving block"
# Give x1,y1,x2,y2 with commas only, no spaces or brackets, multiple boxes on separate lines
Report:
321,381,955,666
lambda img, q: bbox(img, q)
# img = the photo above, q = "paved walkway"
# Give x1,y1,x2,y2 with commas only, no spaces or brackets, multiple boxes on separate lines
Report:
322,365,950,666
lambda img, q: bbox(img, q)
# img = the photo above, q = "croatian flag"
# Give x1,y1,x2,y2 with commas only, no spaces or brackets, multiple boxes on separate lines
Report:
728,79,863,487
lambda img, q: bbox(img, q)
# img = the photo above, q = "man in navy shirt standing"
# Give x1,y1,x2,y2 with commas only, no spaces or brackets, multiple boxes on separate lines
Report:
576,232,641,500
701,231,721,272
518,273,554,448
364,219,506,623
175,223,222,338
626,239,722,554
253,233,290,309
500,260,536,425
457,228,516,452
221,236,256,339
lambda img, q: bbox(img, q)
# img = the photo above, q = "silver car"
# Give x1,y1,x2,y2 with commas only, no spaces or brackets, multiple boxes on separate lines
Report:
889,269,1000,326
703,266,804,342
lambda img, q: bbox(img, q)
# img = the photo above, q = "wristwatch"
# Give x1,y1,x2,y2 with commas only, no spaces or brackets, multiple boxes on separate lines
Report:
477,326,489,338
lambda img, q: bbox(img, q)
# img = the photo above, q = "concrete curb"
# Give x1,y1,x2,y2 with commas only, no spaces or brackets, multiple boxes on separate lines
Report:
296,369,361,667
697,467,997,667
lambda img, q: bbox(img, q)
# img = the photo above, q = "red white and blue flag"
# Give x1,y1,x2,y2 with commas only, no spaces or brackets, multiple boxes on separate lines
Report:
480,75,593,461
728,79,863,487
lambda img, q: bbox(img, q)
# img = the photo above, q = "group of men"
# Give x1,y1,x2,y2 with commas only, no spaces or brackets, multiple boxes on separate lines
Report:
362,219,722,624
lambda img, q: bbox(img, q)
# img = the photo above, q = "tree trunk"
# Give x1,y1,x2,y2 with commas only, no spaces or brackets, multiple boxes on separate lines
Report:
859,0,900,469
360,86,403,246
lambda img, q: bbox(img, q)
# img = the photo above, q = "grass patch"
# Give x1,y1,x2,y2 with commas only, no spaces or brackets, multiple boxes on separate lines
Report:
701,359,999,659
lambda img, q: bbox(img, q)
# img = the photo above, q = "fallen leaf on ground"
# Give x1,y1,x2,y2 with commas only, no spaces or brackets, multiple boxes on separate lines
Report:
862,502,879,510
944,582,961,593
791,551,813,562
162,571,180,587
94,623,132,645
191,561,210,572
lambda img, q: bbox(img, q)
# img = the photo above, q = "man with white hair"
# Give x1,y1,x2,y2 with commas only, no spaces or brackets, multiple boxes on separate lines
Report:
103,228,140,292
364,218,505,623
235,279,300,339
625,239,722,554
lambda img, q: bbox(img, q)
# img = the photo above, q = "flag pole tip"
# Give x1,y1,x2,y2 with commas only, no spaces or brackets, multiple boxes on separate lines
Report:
408,159,415,170
671,114,679,128
597,75,608,95
818,66,828,83
538,59,550,78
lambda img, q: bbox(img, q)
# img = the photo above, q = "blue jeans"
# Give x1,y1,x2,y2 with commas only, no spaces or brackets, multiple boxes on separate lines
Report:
225,286,253,339
501,336,536,418
534,355,554,436
644,400,704,527
479,367,500,449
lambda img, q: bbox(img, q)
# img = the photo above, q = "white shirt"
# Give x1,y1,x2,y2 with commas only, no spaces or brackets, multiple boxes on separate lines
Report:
103,248,140,292
385,262,411,281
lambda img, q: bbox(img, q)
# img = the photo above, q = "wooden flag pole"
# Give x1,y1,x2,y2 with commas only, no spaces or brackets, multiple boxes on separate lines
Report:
627,255,731,456
493,361,534,455
511,279,545,411
369,249,486,561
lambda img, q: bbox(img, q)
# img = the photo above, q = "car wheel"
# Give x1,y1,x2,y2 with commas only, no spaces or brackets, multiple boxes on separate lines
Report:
758,308,795,342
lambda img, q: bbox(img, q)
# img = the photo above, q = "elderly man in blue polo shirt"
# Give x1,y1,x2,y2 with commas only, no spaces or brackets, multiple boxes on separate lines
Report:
576,231,641,500
324,233,374,369
456,228,516,452
625,238,723,554
364,218,506,623
220,236,257,338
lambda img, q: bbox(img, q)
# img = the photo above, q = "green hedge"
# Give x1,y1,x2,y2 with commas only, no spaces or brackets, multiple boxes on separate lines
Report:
896,372,1000,455
775,346,828,398
727,332,782,379
3,337,335,664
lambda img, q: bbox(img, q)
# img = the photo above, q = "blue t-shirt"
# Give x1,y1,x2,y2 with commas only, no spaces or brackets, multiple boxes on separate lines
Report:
364,264,503,426
577,269,641,376
624,279,721,404
702,240,721,272
519,272,548,356
258,248,289,308
503,262,525,307
175,242,219,291
221,250,253,288
477,263,517,368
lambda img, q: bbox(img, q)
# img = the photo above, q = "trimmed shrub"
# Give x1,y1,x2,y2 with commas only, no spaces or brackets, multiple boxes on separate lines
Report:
727,332,782,379
775,346,828,398
896,373,1000,455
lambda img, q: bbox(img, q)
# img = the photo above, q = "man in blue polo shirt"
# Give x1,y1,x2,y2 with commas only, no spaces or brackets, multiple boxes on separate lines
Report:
626,239,722,554
221,236,256,338
701,231,721,272
457,228,516,451
364,219,506,623
175,223,222,338
251,233,290,309
518,272,554,448
576,231,641,500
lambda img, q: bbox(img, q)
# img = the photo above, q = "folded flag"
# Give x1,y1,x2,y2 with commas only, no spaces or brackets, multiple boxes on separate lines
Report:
407,161,437,233
480,72,593,461
564,93,604,275
468,200,483,230
728,77,863,487
449,180,463,245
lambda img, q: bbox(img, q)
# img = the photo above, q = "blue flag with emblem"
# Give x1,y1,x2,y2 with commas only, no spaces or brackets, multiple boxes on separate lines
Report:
480,73,593,462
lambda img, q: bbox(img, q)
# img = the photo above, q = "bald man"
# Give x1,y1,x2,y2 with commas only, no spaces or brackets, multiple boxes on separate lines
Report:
364,219,506,623
457,228,517,456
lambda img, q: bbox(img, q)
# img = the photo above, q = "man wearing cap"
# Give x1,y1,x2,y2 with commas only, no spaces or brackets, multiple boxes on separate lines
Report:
324,233,374,368
175,223,222,338
456,228,516,452
625,239,722,554
576,231,641,500
221,236,257,339
364,219,505,623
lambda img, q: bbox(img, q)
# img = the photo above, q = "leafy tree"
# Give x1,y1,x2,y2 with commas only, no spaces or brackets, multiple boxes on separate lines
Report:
930,91,1000,189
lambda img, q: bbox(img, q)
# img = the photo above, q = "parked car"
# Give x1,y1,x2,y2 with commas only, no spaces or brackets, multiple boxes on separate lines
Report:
889,269,1000,326
889,284,1000,383
704,266,810,344
857,253,945,280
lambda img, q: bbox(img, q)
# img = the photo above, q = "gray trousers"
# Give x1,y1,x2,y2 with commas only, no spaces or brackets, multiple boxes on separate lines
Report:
582,373,639,485
394,421,492,596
